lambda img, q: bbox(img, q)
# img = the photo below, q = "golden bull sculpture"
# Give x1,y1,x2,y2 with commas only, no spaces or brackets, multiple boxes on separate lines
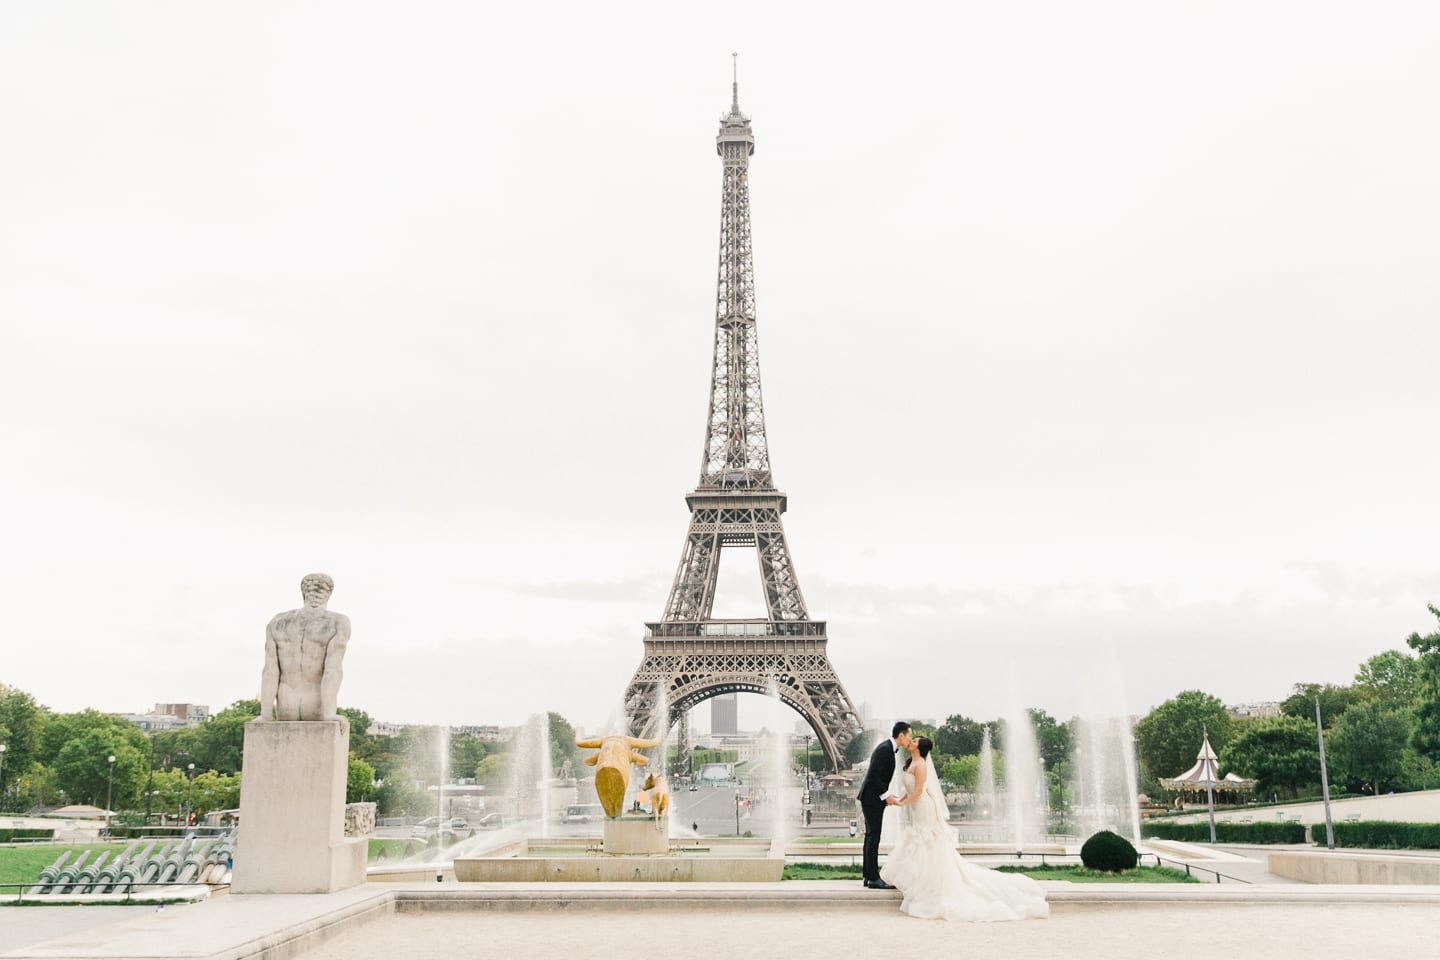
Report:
575,734,661,818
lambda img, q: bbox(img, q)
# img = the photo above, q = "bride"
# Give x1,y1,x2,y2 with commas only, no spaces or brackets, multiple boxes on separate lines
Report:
879,736,1049,922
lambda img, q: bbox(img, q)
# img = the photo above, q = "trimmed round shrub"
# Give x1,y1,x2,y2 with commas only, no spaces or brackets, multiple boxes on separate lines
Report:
1080,830,1138,872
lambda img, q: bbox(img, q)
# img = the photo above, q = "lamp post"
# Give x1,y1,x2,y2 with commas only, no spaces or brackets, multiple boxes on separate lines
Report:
186,762,196,826
0,743,7,812
1315,694,1335,850
734,791,741,835
1203,726,1218,845
144,735,155,825
105,755,116,837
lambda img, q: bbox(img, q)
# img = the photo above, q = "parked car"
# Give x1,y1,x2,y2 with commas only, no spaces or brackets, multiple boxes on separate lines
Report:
476,813,503,830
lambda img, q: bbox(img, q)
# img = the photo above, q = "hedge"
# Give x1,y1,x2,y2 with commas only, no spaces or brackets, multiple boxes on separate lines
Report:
0,829,55,842
1143,821,1306,844
1311,821,1440,850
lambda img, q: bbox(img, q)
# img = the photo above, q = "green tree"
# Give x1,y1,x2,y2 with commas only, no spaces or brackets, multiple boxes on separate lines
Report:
1354,650,1420,708
1281,683,1361,727
193,700,260,775
940,755,979,792
373,775,432,818
1407,604,1440,762
0,685,46,810
1028,708,1071,772
1134,690,1231,784
845,731,879,767
347,756,376,803
934,715,986,760
53,726,148,809
151,726,204,772
547,712,583,773
148,767,188,821
450,734,489,781
188,770,241,816
1220,715,1319,797
1327,701,1411,795
792,748,826,776
472,754,504,785
338,707,378,762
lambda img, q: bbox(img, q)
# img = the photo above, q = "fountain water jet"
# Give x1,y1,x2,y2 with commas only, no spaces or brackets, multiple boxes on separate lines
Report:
1001,695,1045,852
1067,647,1143,844
977,726,999,841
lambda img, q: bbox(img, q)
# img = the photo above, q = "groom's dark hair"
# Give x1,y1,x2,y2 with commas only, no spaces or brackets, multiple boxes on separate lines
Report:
891,721,912,738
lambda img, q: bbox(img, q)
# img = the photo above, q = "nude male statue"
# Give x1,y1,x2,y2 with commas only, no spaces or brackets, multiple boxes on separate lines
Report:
257,573,351,722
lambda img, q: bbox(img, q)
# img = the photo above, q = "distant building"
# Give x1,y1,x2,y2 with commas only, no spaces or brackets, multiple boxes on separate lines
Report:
711,694,738,735
693,729,804,763
1228,701,1282,719
454,725,504,741
153,703,210,725
367,721,510,742
117,702,210,733
118,712,189,733
367,721,409,737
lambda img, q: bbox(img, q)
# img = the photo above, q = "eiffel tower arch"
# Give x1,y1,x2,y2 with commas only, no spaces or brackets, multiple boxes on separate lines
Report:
623,66,863,770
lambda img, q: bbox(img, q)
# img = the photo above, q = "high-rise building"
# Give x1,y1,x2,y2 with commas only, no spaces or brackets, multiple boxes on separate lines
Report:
712,694,739,735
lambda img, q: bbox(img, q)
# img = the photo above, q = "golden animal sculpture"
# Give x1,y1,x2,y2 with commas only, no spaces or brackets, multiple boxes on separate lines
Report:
575,735,661,818
636,773,670,820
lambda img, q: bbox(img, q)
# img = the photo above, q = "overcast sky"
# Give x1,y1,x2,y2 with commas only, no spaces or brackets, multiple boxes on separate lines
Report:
2,2,1437,738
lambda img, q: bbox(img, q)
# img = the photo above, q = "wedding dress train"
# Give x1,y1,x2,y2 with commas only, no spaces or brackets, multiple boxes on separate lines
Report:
880,763,1049,922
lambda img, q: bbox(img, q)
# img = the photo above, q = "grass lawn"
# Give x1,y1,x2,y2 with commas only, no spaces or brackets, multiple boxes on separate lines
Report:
0,843,134,886
368,839,427,862
996,864,1199,883
784,862,1198,883
784,862,863,880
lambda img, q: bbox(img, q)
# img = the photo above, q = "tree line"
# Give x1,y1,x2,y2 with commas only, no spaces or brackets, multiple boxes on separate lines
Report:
4,605,1437,818
828,605,1440,807
0,692,586,821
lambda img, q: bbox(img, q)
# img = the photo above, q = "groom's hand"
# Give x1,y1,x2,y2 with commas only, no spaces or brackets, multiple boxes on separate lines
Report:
885,796,899,806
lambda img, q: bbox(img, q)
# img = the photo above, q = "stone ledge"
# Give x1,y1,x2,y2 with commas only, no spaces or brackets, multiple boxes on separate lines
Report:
1268,850,1440,885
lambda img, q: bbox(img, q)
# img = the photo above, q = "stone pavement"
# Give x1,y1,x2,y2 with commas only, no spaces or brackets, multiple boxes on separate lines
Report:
3,881,1440,960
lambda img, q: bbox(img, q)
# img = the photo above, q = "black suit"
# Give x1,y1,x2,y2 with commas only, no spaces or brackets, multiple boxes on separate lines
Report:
855,738,898,883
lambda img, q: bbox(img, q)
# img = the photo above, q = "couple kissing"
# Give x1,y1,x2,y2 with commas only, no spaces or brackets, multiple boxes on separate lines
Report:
856,721,1049,922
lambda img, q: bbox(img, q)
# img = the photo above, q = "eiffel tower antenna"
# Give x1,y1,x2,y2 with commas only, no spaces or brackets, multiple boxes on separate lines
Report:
731,52,739,114
621,68,863,770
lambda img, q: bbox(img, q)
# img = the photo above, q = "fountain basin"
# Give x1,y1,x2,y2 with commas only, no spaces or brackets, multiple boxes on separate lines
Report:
453,836,783,882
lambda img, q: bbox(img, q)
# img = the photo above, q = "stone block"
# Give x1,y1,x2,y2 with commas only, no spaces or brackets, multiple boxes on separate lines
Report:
603,816,669,855
231,720,367,894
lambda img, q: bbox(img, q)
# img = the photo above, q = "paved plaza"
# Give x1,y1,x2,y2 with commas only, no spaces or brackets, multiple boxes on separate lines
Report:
3,881,1439,960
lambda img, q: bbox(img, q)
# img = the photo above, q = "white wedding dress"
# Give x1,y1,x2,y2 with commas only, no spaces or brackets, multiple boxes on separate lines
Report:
880,759,1049,922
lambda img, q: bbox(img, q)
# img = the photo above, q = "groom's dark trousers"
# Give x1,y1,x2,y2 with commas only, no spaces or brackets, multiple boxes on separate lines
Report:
856,738,897,884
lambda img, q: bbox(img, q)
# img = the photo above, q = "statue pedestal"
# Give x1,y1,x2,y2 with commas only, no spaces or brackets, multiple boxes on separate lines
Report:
603,815,669,855
231,720,366,894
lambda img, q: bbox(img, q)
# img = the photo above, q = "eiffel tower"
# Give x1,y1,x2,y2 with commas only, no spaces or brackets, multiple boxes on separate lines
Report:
622,65,863,769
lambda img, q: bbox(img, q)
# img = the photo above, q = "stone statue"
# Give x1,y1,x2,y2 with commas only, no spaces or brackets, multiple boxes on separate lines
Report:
575,734,660,818
257,573,351,722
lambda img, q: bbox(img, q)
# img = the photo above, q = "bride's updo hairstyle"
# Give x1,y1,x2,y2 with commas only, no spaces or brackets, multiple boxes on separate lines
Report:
904,736,935,770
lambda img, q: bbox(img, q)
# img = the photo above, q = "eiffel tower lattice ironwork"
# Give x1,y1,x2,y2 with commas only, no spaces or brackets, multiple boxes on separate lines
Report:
622,67,863,769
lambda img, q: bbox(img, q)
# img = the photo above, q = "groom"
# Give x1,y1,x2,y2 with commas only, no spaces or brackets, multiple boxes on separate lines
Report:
855,720,912,889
